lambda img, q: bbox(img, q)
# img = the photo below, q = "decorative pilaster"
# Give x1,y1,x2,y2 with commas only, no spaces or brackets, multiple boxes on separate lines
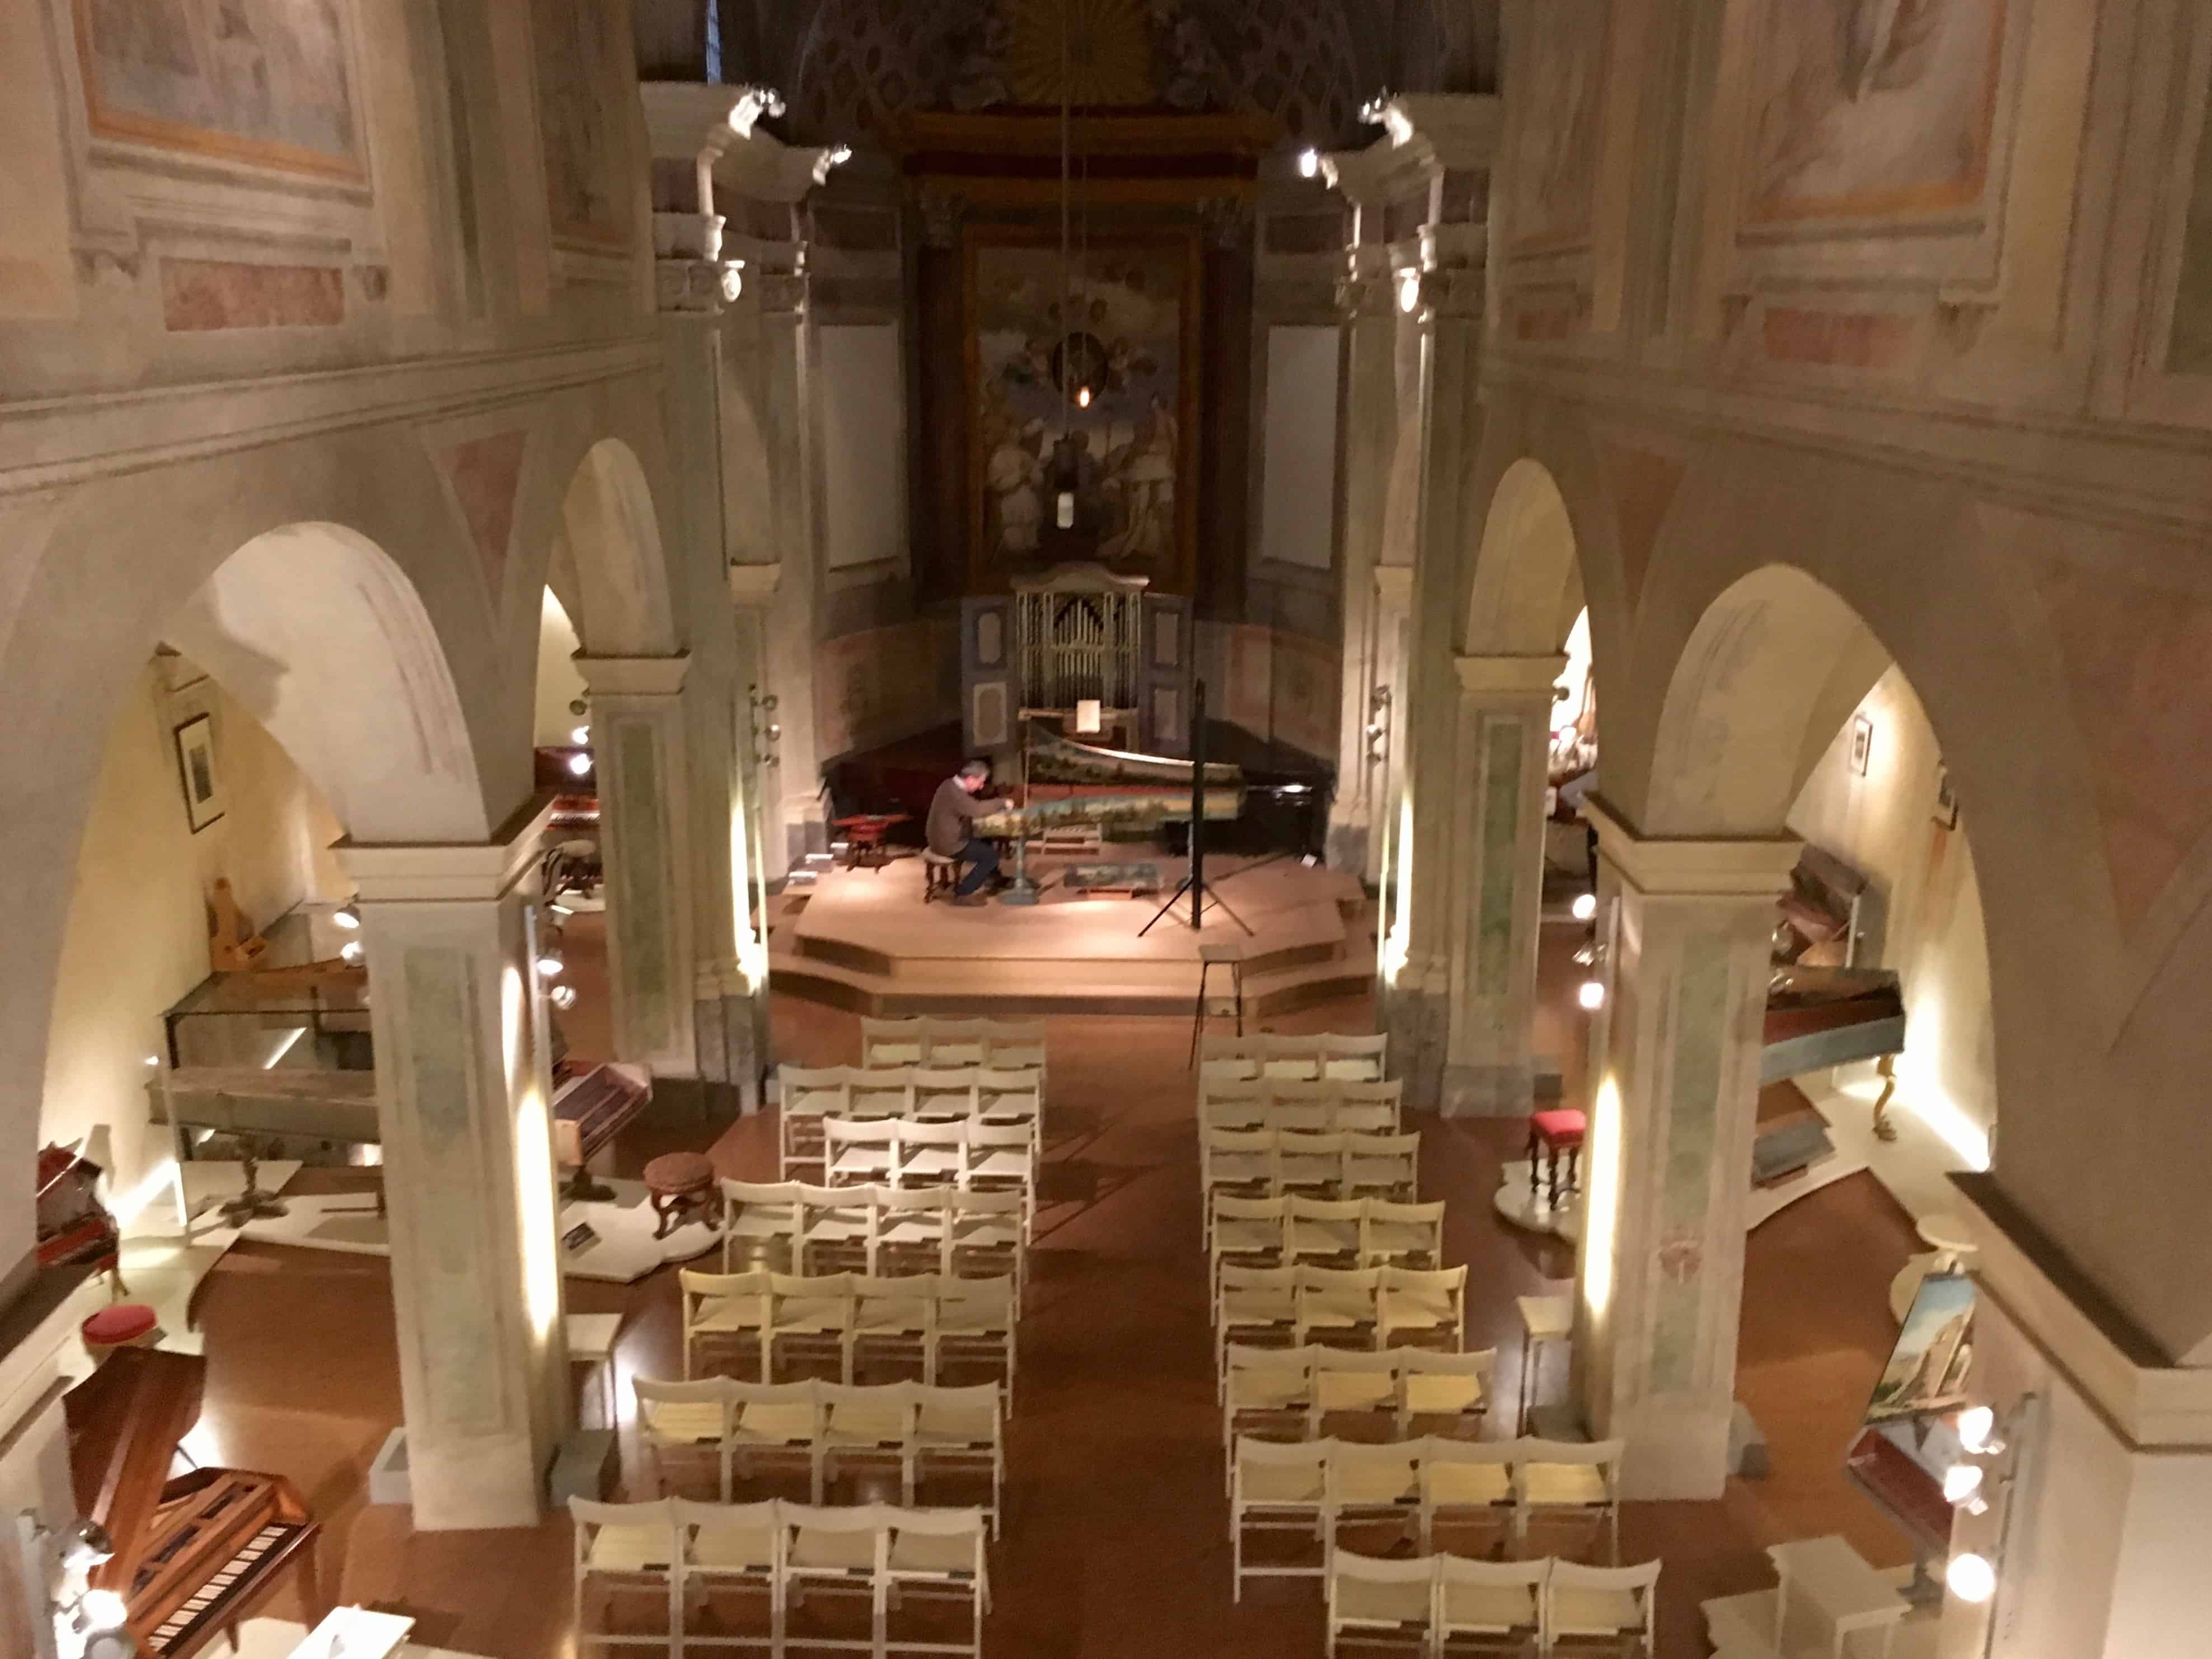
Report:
575,654,699,1077
339,813,570,1530
1440,654,1566,1117
1573,799,1798,1499
754,263,828,868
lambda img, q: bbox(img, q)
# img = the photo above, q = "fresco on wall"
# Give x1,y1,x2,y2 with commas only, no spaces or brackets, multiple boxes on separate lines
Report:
532,0,633,248
817,618,959,760
74,0,364,179
1744,0,2009,225
969,236,1196,593
1506,0,1610,254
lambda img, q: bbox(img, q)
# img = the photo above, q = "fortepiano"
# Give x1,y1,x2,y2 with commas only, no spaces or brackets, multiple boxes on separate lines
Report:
64,1348,321,1658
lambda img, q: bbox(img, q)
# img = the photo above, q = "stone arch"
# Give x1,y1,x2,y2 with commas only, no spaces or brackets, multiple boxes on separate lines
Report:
554,436,680,659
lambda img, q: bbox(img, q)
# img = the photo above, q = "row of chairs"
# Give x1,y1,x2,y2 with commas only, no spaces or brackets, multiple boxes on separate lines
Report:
1198,1031,1388,1081
571,1496,987,1659
818,1119,1038,1230
779,1069,1040,1182
1214,1266,1467,1367
1231,1436,1626,1597
1212,1194,1445,1276
1202,1129,1422,1214
720,1183,1025,1288
1222,1344,1493,1458
679,1271,1016,1390
633,1378,1004,1529
1326,1552,1657,1659
860,1016,1046,1071
1202,1081,1405,1136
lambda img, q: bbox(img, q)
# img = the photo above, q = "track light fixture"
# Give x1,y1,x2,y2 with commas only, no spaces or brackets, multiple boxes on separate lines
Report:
567,751,593,777
333,902,360,930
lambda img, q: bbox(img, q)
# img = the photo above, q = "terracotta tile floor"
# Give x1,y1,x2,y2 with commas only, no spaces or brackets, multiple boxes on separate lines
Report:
184,971,1921,1658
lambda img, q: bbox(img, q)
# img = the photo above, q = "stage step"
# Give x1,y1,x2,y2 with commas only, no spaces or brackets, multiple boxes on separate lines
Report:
769,946,1374,1018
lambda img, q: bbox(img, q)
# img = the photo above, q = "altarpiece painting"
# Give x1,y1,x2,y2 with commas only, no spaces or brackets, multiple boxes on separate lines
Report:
967,232,1199,594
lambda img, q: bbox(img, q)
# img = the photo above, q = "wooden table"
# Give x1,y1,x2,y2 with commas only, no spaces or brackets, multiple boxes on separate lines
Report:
835,813,909,869
1767,1535,1908,1659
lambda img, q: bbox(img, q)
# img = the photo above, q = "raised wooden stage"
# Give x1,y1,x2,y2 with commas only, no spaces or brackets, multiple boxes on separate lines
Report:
768,852,1375,1016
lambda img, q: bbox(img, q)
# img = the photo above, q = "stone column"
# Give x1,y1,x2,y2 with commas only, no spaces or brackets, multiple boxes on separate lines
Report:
1440,653,1566,1117
339,816,569,1530
756,266,828,870
1572,798,1797,1499
1386,262,1485,1112
1326,257,1401,878
575,654,699,1077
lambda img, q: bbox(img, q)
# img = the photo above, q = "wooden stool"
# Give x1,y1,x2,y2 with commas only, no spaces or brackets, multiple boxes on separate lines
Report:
921,850,959,903
1189,941,1246,1064
1526,1108,1587,1208
82,1302,159,1361
642,1151,716,1240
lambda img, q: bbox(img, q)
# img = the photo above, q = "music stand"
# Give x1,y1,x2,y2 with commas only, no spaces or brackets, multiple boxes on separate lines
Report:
1140,679,1254,936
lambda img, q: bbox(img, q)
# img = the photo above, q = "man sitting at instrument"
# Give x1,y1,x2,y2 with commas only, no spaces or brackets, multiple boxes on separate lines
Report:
929,759,1013,906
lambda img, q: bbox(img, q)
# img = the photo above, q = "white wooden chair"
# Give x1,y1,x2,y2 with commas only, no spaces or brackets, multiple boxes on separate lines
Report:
681,1269,771,1380
1399,1349,1494,1438
1288,1196,1367,1264
674,1498,781,1657
848,1276,935,1384
1222,1344,1313,1477
1379,1266,1466,1352
818,1381,916,1503
849,1072,917,1119
931,1274,1016,1390
635,1379,736,1501
1325,1550,1433,1659
571,1496,678,1657
1329,1439,1423,1551
894,1120,968,1190
797,1184,877,1276
860,1019,927,1067
1210,1195,1288,1279
1519,1439,1624,1564
1267,1080,1341,1134
768,1273,853,1381
721,1179,804,1271
910,1068,980,1119
1231,1436,1332,1599
1259,1037,1322,1081
913,1384,1005,1534
1311,1348,1400,1437
973,1067,1042,1123
780,1502,887,1656
884,1507,990,1659
728,1381,822,1502
826,1118,899,1188
1365,1199,1445,1267
1320,1033,1389,1081
1437,1554,1546,1657
1346,1131,1421,1200
1202,1130,1276,1230
1544,1558,1658,1657
871,1188,949,1278
944,1189,1025,1292
962,1120,1037,1220
1419,1439,1520,1556
1299,1266,1383,1350
1216,1266,1299,1367
1277,1131,1347,1196
1334,1077,1404,1132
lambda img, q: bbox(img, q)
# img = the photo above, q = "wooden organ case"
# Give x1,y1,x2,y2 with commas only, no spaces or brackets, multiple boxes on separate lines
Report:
63,1348,321,1657
962,563,1192,759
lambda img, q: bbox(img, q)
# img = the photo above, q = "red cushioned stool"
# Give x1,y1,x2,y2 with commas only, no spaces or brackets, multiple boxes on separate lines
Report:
82,1302,158,1362
643,1151,718,1240
1526,1109,1588,1210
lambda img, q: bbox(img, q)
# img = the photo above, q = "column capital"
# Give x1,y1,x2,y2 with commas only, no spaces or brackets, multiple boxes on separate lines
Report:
1454,652,1567,696
575,653,691,698
337,796,555,903
1585,795,1799,899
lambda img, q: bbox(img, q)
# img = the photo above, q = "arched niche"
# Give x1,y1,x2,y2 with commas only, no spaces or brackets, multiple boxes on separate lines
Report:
556,437,679,659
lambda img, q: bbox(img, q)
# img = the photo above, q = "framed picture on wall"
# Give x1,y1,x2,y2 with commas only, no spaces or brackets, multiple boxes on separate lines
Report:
1933,766,1960,830
173,714,225,832
1849,714,1873,776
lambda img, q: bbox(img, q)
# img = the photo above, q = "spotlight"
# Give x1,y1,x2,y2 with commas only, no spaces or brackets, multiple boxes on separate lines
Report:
1945,1552,1997,1604
333,902,361,930
1942,1464,1986,1509
1397,268,1422,314
1076,386,1092,409
1056,491,1075,529
571,725,591,745
1297,147,1320,179
1571,891,1597,922
339,940,364,963
143,1055,160,1068
1577,979,1606,1010
549,984,578,1011
568,751,593,777
1572,941,1597,967
569,698,588,716
1957,1405,2000,1454
536,951,566,977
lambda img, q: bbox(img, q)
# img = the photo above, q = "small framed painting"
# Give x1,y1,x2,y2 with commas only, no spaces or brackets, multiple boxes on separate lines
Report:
1933,766,1960,830
173,714,225,832
1849,714,1873,777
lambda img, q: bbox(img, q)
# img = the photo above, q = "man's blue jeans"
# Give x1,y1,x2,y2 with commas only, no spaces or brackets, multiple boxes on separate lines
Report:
955,837,1001,897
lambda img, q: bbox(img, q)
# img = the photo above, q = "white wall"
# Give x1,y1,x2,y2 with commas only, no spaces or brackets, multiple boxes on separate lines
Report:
535,587,589,747
1259,325,1341,571
1787,666,1998,1162
39,661,344,1222
816,324,906,572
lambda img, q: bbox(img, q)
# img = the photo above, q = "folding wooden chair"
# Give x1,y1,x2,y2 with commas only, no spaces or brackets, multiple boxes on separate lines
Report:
1379,1266,1466,1353
826,1118,899,1188
675,1498,781,1657
681,1269,771,1380
1222,1344,1314,1478
1544,1558,1658,1657
728,1381,823,1502
571,1496,678,1657
1520,1438,1624,1564
884,1507,990,1659
1288,1196,1368,1265
849,1276,935,1384
796,1184,877,1276
1298,1266,1383,1351
1364,1199,1445,1267
768,1273,853,1382
1345,1132,1421,1201
819,1381,916,1505
1437,1555,1546,1657
1310,1348,1400,1438
1329,1439,1423,1554
1231,1436,1333,1599
721,1179,804,1271
913,1384,1005,1534
1217,1266,1299,1370
931,1275,1015,1390
1325,1550,1434,1659
634,1379,734,1501
1419,1439,1519,1557
1398,1349,1494,1440
781,1502,887,1656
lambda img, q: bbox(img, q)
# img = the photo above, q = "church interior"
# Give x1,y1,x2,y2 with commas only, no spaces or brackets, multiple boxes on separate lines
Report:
3,2,2209,1657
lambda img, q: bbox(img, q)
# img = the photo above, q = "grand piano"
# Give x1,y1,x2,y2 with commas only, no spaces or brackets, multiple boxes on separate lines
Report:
64,1348,321,1657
